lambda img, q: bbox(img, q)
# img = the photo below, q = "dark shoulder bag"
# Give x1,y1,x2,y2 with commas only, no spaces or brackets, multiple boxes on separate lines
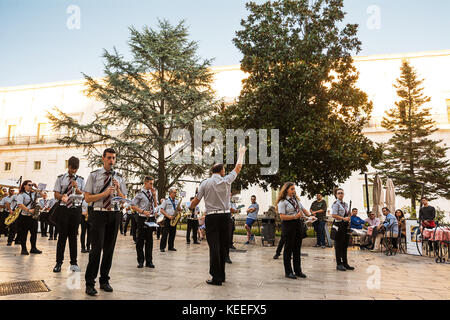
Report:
287,198,308,239
48,184,72,226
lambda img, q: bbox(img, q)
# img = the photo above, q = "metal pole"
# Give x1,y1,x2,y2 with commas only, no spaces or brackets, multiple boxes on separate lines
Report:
365,173,370,215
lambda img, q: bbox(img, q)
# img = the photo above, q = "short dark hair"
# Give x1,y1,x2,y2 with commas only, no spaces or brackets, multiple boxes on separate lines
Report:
190,197,194,201
334,188,344,198
103,148,116,157
421,196,429,201
144,176,154,182
382,207,390,212
251,195,256,199
211,163,224,174
352,208,358,212
68,156,80,169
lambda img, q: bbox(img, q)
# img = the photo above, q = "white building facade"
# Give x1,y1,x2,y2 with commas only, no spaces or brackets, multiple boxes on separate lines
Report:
1,50,450,220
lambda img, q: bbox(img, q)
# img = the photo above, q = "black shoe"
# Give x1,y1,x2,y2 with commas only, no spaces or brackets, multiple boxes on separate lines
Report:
146,263,155,268
206,279,222,286
186,241,190,244
168,248,177,251
81,248,88,253
137,263,144,268
295,272,307,278
336,264,347,271
86,286,97,296
7,242,12,246
53,263,62,273
30,248,42,254
193,242,200,244
21,249,29,255
48,237,53,240
343,264,355,271
230,245,236,250
225,257,232,264
123,233,126,236
313,244,321,247
160,249,165,252
273,253,280,260
100,283,113,292
54,237,58,241
285,273,297,279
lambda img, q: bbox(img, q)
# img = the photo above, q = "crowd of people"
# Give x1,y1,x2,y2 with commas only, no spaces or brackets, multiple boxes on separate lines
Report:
0,146,439,292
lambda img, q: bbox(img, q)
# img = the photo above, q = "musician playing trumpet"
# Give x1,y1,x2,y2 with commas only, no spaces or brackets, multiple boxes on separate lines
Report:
159,188,182,252
131,176,158,268
16,180,44,255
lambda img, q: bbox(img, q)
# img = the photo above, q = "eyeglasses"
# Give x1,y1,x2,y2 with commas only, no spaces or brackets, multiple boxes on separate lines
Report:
26,184,33,187
337,192,344,195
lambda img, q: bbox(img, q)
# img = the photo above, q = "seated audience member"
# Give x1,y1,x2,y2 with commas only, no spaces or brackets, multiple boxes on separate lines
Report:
361,212,380,249
350,208,366,231
371,207,398,253
394,209,406,237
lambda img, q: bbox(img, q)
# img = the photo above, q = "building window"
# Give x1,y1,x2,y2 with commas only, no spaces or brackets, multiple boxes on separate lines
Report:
34,161,41,170
447,99,450,123
8,125,16,143
37,123,48,142
4,162,11,171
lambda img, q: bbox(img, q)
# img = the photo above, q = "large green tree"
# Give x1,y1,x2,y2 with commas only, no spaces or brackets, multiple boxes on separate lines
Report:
376,60,450,210
224,0,381,196
48,20,217,197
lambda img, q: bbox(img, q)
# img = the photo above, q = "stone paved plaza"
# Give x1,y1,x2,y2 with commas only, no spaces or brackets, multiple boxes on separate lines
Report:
0,232,449,300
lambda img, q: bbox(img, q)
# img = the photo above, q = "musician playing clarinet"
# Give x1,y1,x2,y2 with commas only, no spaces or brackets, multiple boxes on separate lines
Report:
83,148,127,296
52,156,85,273
16,180,44,255
131,176,158,268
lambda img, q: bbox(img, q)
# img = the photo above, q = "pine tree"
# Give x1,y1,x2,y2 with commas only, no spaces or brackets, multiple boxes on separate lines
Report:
376,60,450,211
48,20,217,197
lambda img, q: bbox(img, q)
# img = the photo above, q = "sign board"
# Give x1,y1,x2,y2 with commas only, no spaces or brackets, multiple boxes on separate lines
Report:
180,191,186,198
406,219,421,255
37,183,47,191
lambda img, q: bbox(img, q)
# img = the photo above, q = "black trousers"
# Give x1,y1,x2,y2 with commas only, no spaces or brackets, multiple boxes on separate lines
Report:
160,219,176,250
276,233,286,256
124,213,137,241
136,216,153,264
49,224,58,239
334,223,350,266
156,225,161,239
205,213,229,282
85,210,121,287
18,215,38,251
186,219,199,243
282,219,302,275
80,216,91,250
7,219,19,244
229,214,235,248
40,211,49,236
0,212,8,236
56,206,82,265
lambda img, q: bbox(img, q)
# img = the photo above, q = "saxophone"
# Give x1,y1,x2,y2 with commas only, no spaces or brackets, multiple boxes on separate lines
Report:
169,196,182,227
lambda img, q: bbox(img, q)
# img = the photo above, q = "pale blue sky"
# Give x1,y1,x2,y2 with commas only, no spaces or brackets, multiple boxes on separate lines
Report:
1,0,449,87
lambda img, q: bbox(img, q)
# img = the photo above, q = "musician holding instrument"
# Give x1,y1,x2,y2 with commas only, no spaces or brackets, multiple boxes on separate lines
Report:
131,176,158,268
0,188,9,237
159,188,182,252
83,148,127,296
186,197,200,244
16,180,44,255
38,192,52,237
331,188,355,272
155,198,165,240
4,188,20,245
52,156,85,273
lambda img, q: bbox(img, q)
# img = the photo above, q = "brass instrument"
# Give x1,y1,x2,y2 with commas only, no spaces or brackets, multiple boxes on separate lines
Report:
5,207,20,226
169,196,182,227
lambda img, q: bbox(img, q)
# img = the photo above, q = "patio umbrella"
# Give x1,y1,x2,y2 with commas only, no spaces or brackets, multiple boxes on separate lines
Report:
372,174,384,220
385,178,396,214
